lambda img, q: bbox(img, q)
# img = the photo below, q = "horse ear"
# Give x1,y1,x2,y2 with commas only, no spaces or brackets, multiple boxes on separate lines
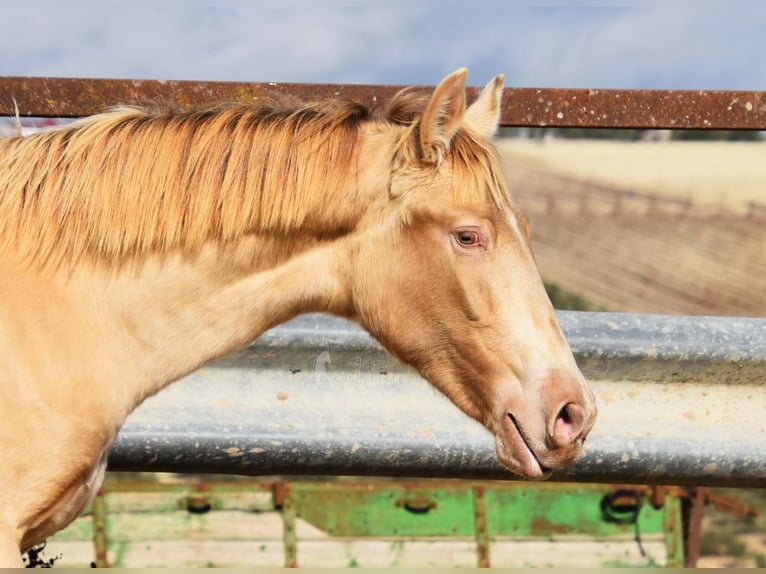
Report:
419,68,468,164
464,73,505,139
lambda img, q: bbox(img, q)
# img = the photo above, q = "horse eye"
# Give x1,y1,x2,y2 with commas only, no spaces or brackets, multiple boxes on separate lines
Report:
456,230,479,246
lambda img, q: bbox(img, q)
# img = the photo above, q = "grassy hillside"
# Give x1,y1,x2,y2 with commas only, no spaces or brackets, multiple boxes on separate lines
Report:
498,140,766,317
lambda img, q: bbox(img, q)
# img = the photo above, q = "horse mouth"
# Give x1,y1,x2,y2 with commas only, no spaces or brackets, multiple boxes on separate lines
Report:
498,414,553,480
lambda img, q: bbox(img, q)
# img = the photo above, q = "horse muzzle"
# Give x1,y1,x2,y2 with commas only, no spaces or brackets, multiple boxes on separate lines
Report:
493,372,597,480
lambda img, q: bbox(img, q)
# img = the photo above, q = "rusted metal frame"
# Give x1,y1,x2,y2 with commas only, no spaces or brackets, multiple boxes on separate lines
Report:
637,484,761,568
681,487,708,568
273,481,298,568
472,486,491,568
183,483,216,514
659,489,685,569
676,485,759,568
1,76,766,130
632,485,685,568
99,478,277,494
91,489,109,568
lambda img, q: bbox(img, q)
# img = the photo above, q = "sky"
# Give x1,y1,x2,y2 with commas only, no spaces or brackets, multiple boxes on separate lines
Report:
1,0,766,91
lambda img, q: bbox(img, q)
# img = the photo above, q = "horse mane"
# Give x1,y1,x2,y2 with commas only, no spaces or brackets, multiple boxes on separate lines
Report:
0,89,509,268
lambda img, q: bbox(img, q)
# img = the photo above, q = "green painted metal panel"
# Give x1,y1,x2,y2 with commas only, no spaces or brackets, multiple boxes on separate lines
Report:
485,484,665,538
292,483,475,537
44,478,683,567
291,482,668,541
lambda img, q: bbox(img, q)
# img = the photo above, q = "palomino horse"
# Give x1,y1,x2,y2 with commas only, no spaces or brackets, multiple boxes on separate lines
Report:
0,69,596,565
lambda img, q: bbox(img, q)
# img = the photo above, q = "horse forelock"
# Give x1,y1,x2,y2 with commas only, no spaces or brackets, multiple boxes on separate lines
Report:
384,88,512,214
0,100,374,267
448,131,512,213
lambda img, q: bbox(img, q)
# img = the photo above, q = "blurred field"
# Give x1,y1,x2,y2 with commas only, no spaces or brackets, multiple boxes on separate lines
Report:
498,139,766,207
497,139,766,317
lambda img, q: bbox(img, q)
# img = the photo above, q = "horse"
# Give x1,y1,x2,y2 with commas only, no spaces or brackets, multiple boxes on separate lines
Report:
0,69,596,566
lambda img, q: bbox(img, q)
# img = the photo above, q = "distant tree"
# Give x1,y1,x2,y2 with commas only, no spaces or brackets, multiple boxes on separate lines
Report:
498,127,764,141
550,128,648,140
670,129,763,141
544,281,604,311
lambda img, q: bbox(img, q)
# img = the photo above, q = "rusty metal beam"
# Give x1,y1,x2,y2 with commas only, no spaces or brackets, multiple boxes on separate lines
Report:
1,76,765,130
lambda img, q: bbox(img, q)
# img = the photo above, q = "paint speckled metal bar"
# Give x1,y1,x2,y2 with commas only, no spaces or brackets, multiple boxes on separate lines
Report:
110,312,766,488
1,76,765,129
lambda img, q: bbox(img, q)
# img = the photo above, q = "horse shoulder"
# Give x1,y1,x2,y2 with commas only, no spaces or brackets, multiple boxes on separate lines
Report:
0,258,118,553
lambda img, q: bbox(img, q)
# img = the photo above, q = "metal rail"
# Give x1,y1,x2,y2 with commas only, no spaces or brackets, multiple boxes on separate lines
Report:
1,76,766,129
110,312,766,488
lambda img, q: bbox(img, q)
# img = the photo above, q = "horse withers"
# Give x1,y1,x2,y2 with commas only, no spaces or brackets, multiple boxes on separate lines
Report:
0,69,596,565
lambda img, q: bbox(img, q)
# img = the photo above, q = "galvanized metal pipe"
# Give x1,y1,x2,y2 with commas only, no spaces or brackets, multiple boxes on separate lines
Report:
110,312,766,488
1,76,766,129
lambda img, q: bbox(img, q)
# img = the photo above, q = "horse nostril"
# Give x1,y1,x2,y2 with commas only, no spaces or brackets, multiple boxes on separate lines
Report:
559,403,573,424
552,402,585,447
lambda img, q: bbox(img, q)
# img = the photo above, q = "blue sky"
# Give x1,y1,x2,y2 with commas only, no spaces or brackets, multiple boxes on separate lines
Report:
1,0,766,90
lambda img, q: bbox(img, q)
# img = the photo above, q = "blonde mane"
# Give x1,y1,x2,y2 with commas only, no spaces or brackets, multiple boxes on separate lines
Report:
0,91,510,268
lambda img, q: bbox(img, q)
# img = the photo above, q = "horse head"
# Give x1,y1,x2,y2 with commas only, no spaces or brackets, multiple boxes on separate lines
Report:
349,69,597,479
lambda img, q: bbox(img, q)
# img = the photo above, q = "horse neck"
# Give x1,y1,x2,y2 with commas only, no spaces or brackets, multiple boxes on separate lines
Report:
86,126,398,413
85,236,339,414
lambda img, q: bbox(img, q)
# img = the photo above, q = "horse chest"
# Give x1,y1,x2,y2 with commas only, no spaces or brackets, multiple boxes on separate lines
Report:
19,446,110,553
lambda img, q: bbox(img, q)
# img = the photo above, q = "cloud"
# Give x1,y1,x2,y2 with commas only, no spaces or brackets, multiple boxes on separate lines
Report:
1,0,766,90
0,0,431,82
489,2,766,90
